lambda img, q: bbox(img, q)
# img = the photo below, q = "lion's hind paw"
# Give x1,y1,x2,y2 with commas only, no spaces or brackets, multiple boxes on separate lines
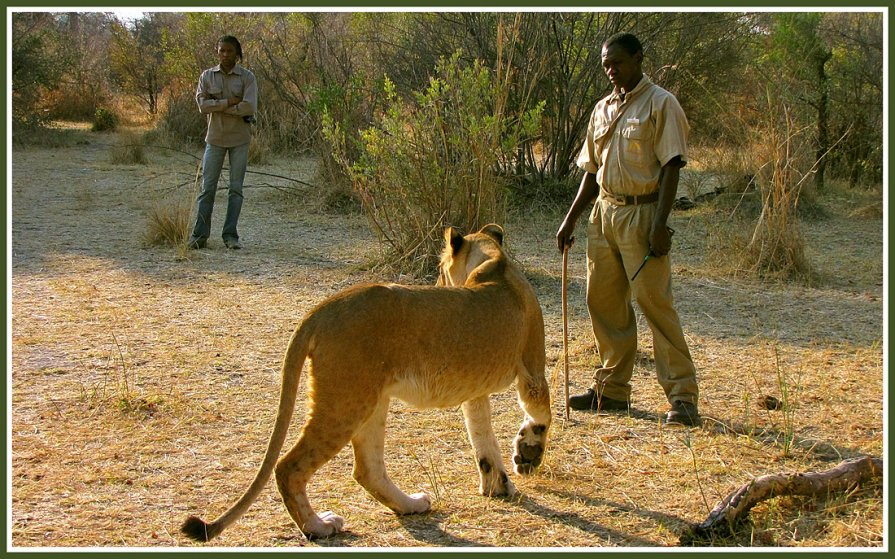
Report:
302,511,345,539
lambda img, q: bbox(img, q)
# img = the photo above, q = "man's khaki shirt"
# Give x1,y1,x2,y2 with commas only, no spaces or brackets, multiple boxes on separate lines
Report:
196,63,258,148
576,76,688,197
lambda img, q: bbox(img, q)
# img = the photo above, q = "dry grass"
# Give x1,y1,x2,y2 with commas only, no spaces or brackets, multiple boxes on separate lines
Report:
9,129,884,549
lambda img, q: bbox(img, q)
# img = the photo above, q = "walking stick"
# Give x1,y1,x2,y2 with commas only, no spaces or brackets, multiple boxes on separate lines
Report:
561,243,571,420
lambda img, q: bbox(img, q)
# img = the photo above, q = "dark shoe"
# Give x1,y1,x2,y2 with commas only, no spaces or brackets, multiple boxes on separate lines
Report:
665,400,700,426
223,237,242,250
187,237,206,250
568,389,630,412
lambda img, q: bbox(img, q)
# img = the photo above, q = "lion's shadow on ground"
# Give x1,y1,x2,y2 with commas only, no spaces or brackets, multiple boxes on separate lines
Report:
391,490,687,547
515,490,685,547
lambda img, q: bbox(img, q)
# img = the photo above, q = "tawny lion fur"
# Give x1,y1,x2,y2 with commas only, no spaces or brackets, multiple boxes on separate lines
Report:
180,224,551,542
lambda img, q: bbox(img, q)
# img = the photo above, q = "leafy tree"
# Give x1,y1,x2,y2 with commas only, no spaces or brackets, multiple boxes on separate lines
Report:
761,13,834,191
51,12,115,119
11,13,66,126
824,12,883,186
108,13,180,116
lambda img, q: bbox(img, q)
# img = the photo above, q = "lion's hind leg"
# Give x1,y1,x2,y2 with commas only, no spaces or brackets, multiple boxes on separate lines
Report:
351,397,431,515
274,394,371,539
461,396,517,497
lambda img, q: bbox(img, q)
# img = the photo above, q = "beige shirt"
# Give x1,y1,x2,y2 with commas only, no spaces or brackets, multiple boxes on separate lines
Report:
576,76,688,196
196,63,258,147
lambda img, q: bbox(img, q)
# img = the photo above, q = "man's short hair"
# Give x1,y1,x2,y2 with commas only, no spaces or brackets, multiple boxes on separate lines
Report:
603,32,643,56
217,35,243,60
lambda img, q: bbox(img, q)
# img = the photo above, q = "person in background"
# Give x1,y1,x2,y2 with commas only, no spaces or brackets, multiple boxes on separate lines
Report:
188,35,257,250
555,32,700,426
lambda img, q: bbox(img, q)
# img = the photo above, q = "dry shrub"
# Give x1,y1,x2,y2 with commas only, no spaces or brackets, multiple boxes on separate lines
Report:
108,94,155,128
311,130,358,213
247,130,271,166
91,107,119,132
42,87,102,122
147,91,207,150
110,131,148,165
257,101,316,155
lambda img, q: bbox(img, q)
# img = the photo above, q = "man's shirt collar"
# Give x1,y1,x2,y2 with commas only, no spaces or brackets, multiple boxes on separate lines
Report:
212,63,243,75
611,75,652,103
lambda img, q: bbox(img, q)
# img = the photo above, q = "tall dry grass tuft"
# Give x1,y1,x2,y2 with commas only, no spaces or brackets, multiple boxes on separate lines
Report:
740,100,812,281
772,346,802,458
143,197,191,249
699,93,814,282
110,131,149,165
143,165,199,257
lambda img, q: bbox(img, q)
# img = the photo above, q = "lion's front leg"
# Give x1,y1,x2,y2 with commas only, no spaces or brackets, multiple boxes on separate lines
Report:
513,367,552,475
461,396,517,497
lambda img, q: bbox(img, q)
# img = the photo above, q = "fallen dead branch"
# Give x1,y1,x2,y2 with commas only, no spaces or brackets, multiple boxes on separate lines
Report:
100,141,317,193
680,456,883,544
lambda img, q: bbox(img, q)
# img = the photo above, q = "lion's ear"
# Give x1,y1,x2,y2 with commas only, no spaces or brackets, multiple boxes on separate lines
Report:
445,227,464,255
479,224,504,246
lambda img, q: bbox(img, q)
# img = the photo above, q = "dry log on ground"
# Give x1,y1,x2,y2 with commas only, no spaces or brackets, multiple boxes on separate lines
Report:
680,456,883,544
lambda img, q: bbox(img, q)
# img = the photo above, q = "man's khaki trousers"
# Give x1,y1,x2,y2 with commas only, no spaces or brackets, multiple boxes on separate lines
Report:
585,197,699,405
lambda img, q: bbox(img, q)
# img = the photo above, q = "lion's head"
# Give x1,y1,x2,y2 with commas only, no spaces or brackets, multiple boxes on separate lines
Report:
437,224,505,287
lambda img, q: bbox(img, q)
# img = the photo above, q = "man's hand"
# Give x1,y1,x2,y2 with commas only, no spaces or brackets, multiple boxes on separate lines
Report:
227,96,242,106
556,221,576,253
556,172,599,253
649,224,674,256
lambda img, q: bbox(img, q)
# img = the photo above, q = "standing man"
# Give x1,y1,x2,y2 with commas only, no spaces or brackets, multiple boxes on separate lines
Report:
556,32,700,426
188,35,257,250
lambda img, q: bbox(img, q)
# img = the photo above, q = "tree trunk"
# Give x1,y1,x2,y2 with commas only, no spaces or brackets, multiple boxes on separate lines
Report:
814,48,833,192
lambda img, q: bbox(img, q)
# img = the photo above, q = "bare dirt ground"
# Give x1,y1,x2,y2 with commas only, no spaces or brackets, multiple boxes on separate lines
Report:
9,127,885,549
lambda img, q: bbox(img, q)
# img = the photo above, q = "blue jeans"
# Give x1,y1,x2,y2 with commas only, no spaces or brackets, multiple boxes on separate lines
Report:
190,142,249,242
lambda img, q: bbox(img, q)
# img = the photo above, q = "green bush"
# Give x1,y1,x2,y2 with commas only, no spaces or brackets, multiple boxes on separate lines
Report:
325,51,542,278
92,107,118,132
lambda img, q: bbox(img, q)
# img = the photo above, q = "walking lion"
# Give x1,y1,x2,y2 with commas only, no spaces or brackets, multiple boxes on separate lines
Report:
181,224,551,541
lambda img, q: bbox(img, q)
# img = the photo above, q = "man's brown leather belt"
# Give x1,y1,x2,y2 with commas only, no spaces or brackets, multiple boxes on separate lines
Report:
601,189,660,206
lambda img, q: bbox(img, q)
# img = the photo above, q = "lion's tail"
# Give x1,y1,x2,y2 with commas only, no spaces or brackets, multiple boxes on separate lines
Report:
180,322,313,542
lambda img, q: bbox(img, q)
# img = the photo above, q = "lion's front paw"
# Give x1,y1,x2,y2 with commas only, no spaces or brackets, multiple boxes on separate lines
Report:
512,421,548,475
302,511,345,539
479,466,518,498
